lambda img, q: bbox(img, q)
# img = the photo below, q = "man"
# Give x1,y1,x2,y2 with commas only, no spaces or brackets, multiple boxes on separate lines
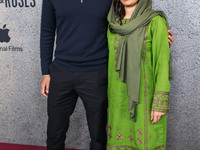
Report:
40,0,174,150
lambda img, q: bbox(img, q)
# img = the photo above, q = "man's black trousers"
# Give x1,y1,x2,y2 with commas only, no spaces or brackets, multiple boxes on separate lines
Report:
47,63,108,150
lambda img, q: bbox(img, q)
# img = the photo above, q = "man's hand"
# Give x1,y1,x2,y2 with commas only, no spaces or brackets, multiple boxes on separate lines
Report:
168,30,175,46
41,75,51,98
151,111,165,124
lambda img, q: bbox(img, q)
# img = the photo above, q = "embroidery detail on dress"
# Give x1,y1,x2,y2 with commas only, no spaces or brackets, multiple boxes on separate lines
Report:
149,136,152,140
152,91,169,113
136,129,144,136
127,135,134,142
107,144,140,150
113,35,120,62
143,24,149,150
151,145,164,150
108,125,112,131
108,133,112,139
115,134,124,140
107,144,165,150
136,138,144,144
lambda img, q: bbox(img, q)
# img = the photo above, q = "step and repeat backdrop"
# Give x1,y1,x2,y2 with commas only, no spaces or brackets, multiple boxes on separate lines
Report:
0,0,200,149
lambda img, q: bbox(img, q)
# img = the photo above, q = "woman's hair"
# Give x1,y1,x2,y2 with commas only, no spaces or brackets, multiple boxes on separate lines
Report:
113,0,125,24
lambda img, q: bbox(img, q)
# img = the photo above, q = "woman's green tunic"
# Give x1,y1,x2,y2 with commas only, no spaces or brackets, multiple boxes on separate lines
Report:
107,16,170,150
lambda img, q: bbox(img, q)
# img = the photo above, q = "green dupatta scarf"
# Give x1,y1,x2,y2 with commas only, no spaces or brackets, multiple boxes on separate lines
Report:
107,0,173,121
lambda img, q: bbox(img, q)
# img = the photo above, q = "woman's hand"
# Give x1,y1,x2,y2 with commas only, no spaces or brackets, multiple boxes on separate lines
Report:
41,75,51,98
151,110,165,124
168,30,175,46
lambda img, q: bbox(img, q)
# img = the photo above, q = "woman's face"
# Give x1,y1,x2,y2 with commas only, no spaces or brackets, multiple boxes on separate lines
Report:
120,0,139,7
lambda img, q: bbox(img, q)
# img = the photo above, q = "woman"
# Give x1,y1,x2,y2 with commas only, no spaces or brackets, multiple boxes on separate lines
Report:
107,0,173,149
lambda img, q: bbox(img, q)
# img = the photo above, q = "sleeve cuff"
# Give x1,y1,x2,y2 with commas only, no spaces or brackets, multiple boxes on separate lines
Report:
41,61,51,75
151,91,169,113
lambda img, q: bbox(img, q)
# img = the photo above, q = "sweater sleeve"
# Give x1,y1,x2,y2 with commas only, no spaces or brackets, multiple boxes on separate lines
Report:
151,16,170,113
40,0,56,75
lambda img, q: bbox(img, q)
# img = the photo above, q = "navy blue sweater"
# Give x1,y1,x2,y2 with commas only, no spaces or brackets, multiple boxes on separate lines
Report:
40,0,112,75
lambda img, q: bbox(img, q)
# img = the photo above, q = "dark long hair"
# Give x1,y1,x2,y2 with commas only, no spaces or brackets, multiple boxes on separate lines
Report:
113,0,125,24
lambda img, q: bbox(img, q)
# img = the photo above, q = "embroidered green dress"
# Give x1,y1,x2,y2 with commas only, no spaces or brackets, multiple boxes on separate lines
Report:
107,16,170,150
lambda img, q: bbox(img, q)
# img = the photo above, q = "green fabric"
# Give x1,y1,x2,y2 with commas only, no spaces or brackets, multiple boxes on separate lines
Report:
107,16,170,150
107,0,173,121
